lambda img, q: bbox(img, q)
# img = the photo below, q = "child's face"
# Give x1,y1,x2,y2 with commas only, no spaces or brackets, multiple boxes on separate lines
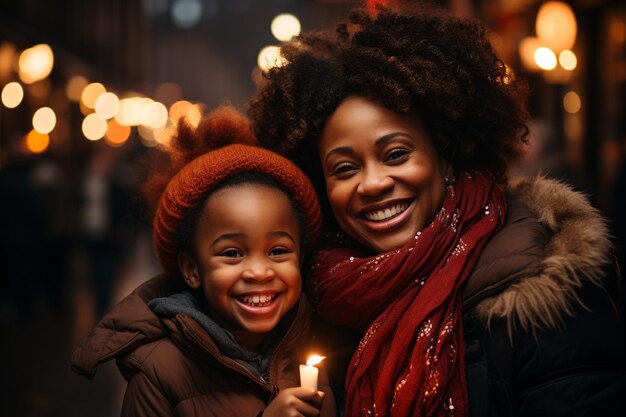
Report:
180,183,302,347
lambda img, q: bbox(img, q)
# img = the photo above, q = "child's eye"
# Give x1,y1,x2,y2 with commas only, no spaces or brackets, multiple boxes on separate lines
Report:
386,148,410,162
221,249,243,258
269,247,290,256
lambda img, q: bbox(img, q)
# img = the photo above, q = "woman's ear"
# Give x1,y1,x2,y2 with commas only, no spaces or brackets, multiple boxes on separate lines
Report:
178,252,201,289
440,158,454,182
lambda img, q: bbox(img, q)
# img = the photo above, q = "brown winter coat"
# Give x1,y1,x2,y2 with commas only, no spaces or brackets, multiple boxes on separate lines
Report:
71,278,336,417
313,177,626,416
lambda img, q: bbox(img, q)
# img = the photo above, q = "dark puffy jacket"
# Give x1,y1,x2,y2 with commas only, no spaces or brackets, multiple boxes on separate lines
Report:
314,177,626,416
71,278,336,417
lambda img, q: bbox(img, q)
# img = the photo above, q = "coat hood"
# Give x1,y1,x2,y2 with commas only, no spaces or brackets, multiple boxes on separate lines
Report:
71,276,187,379
465,176,613,336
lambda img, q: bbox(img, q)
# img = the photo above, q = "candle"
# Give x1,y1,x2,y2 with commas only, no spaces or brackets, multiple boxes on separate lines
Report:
299,355,325,391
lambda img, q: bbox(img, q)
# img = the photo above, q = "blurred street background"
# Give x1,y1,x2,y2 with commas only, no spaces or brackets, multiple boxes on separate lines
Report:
0,0,624,416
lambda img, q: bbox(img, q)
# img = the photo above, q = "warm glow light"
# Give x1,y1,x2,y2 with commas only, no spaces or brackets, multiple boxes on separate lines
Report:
18,44,54,84
519,37,542,71
169,100,192,120
1,82,24,108
143,101,169,129
81,82,106,109
25,129,50,153
32,107,57,134
82,113,108,140
95,92,121,119
534,47,557,70
563,91,582,113
154,122,174,144
503,64,515,85
257,46,285,71
535,1,577,51
155,82,183,107
611,21,626,43
66,75,89,102
185,103,202,128
271,14,301,41
0,42,17,79
558,50,577,71
138,125,159,147
306,355,326,367
105,119,131,147
115,97,148,126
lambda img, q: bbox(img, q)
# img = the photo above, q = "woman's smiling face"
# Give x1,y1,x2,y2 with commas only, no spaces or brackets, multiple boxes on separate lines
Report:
318,96,450,252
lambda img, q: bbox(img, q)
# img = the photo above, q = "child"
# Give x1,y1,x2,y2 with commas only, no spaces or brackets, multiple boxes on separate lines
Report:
71,106,336,417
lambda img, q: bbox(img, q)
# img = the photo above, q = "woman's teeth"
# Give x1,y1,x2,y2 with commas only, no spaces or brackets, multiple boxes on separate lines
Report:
238,294,276,307
363,203,409,222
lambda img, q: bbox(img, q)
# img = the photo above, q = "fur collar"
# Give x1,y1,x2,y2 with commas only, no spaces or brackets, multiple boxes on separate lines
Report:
475,176,613,336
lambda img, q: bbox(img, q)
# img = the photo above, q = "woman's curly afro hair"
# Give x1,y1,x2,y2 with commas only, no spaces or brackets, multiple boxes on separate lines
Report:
249,3,529,188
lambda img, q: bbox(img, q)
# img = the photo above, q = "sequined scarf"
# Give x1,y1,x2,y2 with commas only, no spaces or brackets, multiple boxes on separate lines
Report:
309,171,506,417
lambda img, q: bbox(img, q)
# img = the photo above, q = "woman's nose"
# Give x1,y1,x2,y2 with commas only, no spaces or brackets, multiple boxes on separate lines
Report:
357,166,394,196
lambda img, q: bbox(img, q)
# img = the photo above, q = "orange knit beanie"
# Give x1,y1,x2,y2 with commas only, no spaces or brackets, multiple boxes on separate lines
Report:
153,112,322,276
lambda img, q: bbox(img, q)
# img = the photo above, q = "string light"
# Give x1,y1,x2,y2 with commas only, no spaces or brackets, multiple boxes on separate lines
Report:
1,82,24,108
271,14,301,41
32,107,57,134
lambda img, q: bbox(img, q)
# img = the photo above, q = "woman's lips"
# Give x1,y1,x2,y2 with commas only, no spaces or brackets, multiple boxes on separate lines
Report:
359,200,415,231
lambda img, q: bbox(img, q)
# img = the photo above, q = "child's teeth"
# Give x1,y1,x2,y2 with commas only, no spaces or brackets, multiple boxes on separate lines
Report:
240,294,274,305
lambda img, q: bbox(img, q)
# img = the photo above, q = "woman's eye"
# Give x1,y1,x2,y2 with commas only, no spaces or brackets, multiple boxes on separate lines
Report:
221,249,243,258
333,163,357,176
386,148,410,162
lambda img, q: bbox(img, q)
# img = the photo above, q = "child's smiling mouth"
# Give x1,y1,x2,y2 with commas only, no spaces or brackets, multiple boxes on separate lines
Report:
235,293,279,308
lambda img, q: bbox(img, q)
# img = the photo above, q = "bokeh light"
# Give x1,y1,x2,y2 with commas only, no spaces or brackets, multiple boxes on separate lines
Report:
32,107,57,134
105,119,131,147
25,129,50,153
0,42,17,79
138,125,159,147
169,100,192,121
82,113,108,140
558,50,577,71
185,103,202,128
81,82,106,109
257,45,285,71
534,47,557,70
18,44,54,84
143,101,169,129
271,14,301,41
154,82,183,107
95,92,121,119
1,82,24,108
519,37,542,71
66,75,89,102
563,91,582,113
535,1,577,52
172,0,203,29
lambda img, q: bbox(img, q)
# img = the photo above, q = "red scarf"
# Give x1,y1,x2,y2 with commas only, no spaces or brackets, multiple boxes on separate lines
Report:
309,171,506,417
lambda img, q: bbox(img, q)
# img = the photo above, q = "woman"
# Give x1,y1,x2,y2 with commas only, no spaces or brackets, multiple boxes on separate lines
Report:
249,4,626,417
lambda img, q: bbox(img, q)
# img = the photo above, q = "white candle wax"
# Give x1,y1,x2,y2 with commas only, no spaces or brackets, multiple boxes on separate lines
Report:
299,364,319,391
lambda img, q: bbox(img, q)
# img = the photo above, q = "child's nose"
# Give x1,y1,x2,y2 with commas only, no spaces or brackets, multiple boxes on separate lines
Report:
241,258,275,282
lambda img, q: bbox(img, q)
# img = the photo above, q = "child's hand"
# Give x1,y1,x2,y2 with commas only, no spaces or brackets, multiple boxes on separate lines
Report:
263,387,326,417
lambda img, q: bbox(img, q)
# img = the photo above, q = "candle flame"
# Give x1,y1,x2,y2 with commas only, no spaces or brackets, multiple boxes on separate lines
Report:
306,355,325,366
